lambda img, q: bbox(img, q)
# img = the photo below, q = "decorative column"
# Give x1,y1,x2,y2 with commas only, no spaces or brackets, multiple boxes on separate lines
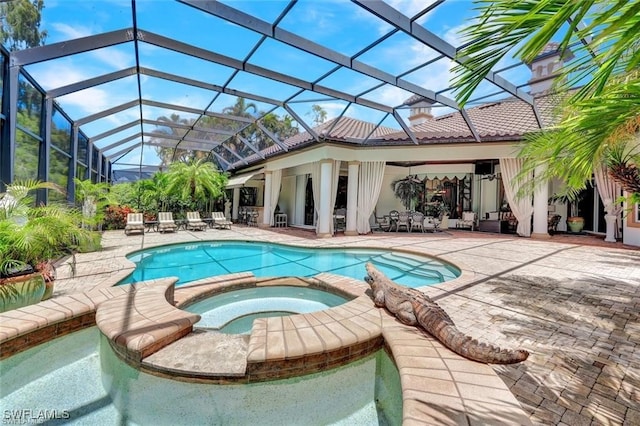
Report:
232,187,240,221
317,160,333,237
262,171,272,228
345,161,359,236
295,175,306,225
604,214,617,242
531,166,550,239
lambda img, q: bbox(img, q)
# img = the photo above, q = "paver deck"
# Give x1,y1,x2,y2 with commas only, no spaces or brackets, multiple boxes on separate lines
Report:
1,226,639,424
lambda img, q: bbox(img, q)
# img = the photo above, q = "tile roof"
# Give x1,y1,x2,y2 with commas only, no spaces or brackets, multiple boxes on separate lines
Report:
229,92,565,169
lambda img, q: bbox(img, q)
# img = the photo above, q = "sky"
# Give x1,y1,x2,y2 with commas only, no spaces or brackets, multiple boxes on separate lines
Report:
16,0,536,169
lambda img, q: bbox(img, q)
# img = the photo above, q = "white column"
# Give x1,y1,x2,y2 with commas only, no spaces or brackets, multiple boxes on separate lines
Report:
295,175,306,225
531,166,550,239
232,187,240,221
317,160,333,237
262,171,272,227
345,161,359,236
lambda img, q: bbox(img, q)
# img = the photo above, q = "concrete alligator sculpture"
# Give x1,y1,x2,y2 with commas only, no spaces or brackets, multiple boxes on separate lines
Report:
364,263,529,364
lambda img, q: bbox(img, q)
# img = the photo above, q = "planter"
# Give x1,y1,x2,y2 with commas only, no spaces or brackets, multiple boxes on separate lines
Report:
0,273,46,313
567,216,585,233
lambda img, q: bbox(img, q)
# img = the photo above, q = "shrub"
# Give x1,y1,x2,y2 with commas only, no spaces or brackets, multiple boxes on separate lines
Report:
104,205,136,230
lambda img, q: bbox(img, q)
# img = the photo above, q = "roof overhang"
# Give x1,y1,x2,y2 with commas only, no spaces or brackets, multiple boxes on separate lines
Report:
226,170,264,188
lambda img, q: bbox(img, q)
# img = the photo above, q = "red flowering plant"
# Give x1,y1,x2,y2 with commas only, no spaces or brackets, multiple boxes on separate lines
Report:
104,205,136,230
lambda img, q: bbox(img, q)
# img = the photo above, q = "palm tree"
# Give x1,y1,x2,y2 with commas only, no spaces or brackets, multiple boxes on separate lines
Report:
391,175,424,211
452,0,640,201
74,178,114,229
165,159,228,211
0,180,98,275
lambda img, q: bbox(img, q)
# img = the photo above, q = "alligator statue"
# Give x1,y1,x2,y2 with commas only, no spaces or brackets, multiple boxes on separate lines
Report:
364,263,529,364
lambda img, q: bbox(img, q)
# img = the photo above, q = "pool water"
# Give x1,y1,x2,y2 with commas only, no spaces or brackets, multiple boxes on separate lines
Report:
0,328,402,425
185,285,350,334
121,241,460,288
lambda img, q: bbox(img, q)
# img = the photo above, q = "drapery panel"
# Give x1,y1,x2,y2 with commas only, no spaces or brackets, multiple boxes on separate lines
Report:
268,169,282,226
356,161,386,234
311,162,321,232
594,165,622,238
594,166,622,215
499,158,534,237
329,160,341,235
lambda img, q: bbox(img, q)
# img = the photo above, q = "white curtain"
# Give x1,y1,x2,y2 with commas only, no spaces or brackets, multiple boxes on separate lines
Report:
268,169,282,226
356,161,386,234
329,160,341,235
594,165,622,237
311,162,322,232
499,158,534,237
594,166,622,215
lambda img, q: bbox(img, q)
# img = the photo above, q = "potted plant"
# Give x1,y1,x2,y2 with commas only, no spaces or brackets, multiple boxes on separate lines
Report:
549,190,585,233
391,175,424,211
0,180,100,312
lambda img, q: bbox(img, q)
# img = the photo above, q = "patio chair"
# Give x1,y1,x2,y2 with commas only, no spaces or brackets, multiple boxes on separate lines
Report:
410,212,425,233
423,216,437,232
186,212,207,231
212,211,232,229
395,211,410,232
374,215,391,232
388,210,400,231
333,208,346,232
457,211,476,231
124,213,145,235
157,212,178,233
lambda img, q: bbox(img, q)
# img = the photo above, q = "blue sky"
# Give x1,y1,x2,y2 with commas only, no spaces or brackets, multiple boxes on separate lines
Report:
20,0,535,168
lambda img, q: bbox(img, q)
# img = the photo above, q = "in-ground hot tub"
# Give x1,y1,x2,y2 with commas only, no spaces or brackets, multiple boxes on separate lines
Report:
184,284,350,334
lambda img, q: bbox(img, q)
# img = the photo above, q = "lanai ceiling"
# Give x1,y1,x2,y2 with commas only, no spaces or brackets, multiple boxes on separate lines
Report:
9,0,540,174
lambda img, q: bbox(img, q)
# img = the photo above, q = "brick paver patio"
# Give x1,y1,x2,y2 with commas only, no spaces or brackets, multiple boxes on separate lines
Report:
45,227,640,425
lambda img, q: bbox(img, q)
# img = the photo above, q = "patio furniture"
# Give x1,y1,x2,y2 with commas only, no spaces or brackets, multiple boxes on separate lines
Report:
410,212,425,233
456,211,476,231
157,212,178,233
423,216,438,232
548,214,561,234
374,215,391,232
144,220,158,233
274,212,288,227
395,211,411,232
212,211,232,229
388,210,400,231
333,208,346,232
124,213,145,235
186,212,207,231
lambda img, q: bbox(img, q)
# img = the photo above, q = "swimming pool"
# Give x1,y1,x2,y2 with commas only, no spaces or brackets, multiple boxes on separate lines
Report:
0,328,402,425
121,241,460,288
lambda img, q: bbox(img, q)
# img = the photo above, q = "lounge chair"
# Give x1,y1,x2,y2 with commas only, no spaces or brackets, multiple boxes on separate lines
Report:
157,212,178,233
212,211,232,229
186,212,207,231
124,213,145,235
456,211,476,231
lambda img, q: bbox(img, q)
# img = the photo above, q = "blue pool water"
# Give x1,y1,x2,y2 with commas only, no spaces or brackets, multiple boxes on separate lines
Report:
120,241,460,288
185,285,349,333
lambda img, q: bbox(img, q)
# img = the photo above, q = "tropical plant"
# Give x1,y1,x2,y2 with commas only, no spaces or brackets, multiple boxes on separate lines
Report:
0,180,99,277
391,175,424,211
74,178,114,229
452,0,640,201
165,158,228,212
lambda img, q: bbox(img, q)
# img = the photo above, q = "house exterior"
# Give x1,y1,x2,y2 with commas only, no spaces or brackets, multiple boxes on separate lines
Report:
225,47,639,246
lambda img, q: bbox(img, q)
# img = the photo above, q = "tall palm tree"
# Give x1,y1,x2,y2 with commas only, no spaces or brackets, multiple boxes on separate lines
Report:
452,0,640,200
165,159,228,211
